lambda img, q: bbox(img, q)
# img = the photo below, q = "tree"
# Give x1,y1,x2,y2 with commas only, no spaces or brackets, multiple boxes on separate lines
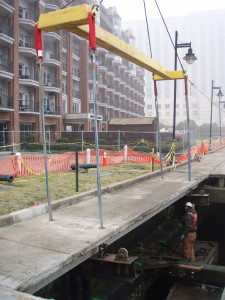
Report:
159,122,166,129
176,119,198,131
212,122,219,134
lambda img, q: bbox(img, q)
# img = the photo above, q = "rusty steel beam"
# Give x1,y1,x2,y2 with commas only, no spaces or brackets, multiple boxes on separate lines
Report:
77,250,138,283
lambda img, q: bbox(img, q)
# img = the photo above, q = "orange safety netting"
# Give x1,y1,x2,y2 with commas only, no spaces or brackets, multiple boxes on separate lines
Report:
127,147,161,164
176,138,225,163
0,156,20,178
177,144,202,163
0,140,224,179
88,149,125,165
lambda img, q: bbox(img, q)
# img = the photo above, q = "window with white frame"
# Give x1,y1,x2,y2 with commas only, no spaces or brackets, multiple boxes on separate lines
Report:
44,72,50,86
72,101,80,113
62,82,67,94
62,99,67,113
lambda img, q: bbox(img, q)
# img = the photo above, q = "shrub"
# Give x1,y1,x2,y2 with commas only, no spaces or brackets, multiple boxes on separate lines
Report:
98,138,108,145
56,138,70,143
25,133,36,143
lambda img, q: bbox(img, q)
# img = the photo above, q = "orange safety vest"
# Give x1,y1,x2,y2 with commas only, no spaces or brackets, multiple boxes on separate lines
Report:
188,212,197,229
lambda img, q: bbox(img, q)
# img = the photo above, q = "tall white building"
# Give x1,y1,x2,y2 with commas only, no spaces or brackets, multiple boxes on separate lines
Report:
125,9,225,128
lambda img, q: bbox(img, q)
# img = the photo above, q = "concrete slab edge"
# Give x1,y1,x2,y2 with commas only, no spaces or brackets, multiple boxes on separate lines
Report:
0,156,203,228
0,284,48,299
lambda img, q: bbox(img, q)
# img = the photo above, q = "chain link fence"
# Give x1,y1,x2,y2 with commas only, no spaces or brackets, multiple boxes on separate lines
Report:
0,130,220,155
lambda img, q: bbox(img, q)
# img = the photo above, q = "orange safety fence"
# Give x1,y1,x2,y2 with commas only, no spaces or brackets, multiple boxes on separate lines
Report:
0,141,224,179
177,144,201,163
176,138,225,163
200,141,209,155
89,149,125,165
0,156,20,178
127,147,161,164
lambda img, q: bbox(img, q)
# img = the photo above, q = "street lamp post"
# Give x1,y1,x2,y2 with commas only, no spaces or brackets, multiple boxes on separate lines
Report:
217,89,224,140
173,31,197,141
209,81,221,150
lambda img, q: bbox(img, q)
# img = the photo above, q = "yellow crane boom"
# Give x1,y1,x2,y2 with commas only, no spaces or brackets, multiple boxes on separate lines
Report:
38,4,184,81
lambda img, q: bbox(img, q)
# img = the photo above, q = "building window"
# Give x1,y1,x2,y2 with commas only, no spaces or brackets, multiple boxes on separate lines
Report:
165,104,170,109
20,123,33,142
62,99,67,114
72,101,80,113
192,103,198,109
62,82,67,94
147,104,152,110
192,111,198,115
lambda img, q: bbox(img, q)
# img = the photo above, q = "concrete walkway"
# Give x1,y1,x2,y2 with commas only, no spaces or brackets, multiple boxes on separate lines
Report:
0,148,225,296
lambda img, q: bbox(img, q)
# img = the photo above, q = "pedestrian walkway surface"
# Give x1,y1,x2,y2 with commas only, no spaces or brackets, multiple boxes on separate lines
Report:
0,148,225,296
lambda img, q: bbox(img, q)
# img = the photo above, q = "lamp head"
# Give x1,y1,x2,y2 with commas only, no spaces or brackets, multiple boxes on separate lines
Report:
217,89,223,100
183,47,197,65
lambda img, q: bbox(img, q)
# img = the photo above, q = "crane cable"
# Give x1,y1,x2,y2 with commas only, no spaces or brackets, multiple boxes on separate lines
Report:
154,0,185,73
142,0,153,58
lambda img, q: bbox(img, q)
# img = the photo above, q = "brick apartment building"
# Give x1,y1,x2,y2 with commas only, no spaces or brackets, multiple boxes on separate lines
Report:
0,0,145,149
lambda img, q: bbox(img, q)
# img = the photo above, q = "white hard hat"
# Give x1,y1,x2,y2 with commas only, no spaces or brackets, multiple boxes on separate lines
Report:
185,202,192,208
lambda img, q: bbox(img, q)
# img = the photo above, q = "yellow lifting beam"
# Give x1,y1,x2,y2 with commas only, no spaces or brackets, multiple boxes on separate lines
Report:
38,4,184,81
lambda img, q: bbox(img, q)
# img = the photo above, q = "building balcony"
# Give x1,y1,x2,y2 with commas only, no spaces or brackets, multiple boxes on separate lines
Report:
0,0,14,17
72,68,80,81
0,57,13,80
98,80,107,89
105,53,114,60
106,85,115,93
19,7,37,31
44,105,61,116
72,90,80,99
44,31,61,41
0,23,13,46
114,90,121,96
62,38,67,52
44,78,61,93
19,68,39,87
0,94,13,110
107,70,115,77
45,0,60,11
97,64,107,73
44,50,60,67
72,48,80,60
62,63,67,76
97,47,108,54
102,116,109,122
19,35,36,57
19,100,39,113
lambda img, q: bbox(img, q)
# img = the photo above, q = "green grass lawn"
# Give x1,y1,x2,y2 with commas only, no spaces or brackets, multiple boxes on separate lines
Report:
0,162,158,216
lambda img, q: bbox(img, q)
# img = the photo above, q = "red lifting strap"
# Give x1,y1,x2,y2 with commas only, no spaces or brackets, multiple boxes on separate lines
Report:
35,23,43,59
154,80,158,97
88,11,96,51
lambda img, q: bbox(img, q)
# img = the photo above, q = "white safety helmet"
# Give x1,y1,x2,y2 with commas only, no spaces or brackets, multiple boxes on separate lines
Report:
185,202,193,208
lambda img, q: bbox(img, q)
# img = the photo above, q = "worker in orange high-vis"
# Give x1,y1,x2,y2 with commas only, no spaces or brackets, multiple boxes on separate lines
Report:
182,202,198,261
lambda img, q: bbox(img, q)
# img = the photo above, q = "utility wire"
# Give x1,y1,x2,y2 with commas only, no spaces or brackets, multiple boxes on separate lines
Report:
189,79,225,113
61,0,77,9
143,0,153,58
154,0,185,73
